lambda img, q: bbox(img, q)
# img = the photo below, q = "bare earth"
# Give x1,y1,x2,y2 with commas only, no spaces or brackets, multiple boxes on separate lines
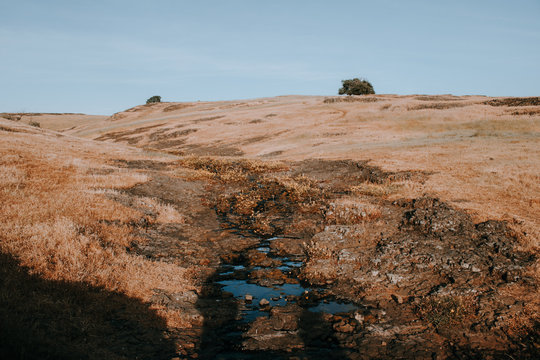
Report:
0,95,538,359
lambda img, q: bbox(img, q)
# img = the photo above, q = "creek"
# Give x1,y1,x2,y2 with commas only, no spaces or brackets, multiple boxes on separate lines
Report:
215,237,357,324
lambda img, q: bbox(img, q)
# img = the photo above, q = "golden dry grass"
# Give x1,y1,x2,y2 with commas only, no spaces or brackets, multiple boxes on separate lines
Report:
325,198,382,224
0,120,195,329
175,155,287,182
1,94,538,355
51,94,538,253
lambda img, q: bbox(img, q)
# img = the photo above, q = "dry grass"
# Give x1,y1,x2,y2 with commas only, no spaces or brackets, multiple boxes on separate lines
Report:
90,94,537,255
325,198,382,224
350,181,401,198
133,197,186,224
0,123,196,331
163,103,193,112
175,156,287,182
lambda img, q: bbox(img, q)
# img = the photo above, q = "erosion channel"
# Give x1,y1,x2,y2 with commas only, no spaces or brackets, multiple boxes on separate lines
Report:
198,235,359,359
124,158,537,359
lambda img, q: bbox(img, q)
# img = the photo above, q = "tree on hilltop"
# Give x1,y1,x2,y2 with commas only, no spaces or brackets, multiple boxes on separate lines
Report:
338,78,375,95
146,95,161,104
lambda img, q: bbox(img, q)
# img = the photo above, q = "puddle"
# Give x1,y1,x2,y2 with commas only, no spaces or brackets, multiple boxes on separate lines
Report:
256,246,270,253
308,301,358,314
283,260,303,267
218,279,306,307
216,236,357,323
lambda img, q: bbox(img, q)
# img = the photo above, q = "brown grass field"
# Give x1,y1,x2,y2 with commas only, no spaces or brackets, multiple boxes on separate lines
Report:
1,94,539,359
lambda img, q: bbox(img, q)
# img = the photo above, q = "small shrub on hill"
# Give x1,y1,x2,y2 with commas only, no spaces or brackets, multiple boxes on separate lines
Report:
146,95,161,104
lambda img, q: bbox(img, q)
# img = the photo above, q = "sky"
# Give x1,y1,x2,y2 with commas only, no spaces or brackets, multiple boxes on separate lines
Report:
1,0,539,114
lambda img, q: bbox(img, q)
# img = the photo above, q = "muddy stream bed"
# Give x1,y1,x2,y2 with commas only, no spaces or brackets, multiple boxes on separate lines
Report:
123,160,538,359
197,236,361,359
217,237,356,319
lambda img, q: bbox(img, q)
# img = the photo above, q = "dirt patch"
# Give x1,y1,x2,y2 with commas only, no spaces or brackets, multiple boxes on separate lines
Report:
408,102,470,110
163,103,193,112
0,114,22,121
262,150,284,157
302,196,538,357
176,144,245,156
151,139,187,150
50,155,535,358
148,128,198,143
324,97,381,104
241,135,268,145
0,125,30,133
485,97,540,107
507,108,540,116
95,123,166,142
112,159,170,171
415,95,463,101
192,115,225,124
165,158,538,358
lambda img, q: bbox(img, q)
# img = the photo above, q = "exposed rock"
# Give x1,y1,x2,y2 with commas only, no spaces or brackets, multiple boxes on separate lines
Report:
243,313,302,351
333,320,355,333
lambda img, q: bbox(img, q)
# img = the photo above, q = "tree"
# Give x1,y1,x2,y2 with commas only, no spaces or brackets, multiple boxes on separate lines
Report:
146,95,161,104
338,78,375,95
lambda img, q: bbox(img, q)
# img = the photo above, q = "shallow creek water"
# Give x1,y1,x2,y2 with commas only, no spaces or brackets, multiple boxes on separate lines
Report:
215,237,357,323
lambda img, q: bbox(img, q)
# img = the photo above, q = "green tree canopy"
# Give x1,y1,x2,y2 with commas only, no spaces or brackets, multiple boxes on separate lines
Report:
146,95,161,104
338,78,375,95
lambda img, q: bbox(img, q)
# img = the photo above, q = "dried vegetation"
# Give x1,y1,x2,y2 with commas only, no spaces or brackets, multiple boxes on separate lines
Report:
0,120,196,357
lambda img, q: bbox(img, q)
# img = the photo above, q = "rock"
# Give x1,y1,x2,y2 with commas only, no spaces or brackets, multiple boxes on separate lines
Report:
269,305,300,331
245,294,253,302
251,268,287,286
391,294,404,304
244,316,303,351
334,320,355,333
364,314,377,324
259,298,270,306
354,312,364,324
386,273,403,285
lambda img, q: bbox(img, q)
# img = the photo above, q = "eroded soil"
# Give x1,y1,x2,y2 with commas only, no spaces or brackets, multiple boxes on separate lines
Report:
111,157,538,359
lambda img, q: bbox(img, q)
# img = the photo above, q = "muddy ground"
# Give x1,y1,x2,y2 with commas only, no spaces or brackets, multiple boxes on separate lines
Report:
111,157,537,359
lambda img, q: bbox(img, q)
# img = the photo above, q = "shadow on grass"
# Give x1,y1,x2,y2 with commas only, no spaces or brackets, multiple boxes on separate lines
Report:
0,252,176,360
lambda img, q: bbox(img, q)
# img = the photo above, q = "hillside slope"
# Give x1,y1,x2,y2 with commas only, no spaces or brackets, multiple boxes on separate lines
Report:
1,95,539,358
67,94,540,246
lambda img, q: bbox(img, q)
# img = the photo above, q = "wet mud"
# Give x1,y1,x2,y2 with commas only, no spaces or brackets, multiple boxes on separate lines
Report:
120,158,537,359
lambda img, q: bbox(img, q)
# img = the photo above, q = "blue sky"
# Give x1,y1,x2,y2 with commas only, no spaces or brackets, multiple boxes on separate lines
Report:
1,0,539,114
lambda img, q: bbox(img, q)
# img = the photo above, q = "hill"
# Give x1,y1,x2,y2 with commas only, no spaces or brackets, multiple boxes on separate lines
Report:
1,95,539,358
65,94,540,237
